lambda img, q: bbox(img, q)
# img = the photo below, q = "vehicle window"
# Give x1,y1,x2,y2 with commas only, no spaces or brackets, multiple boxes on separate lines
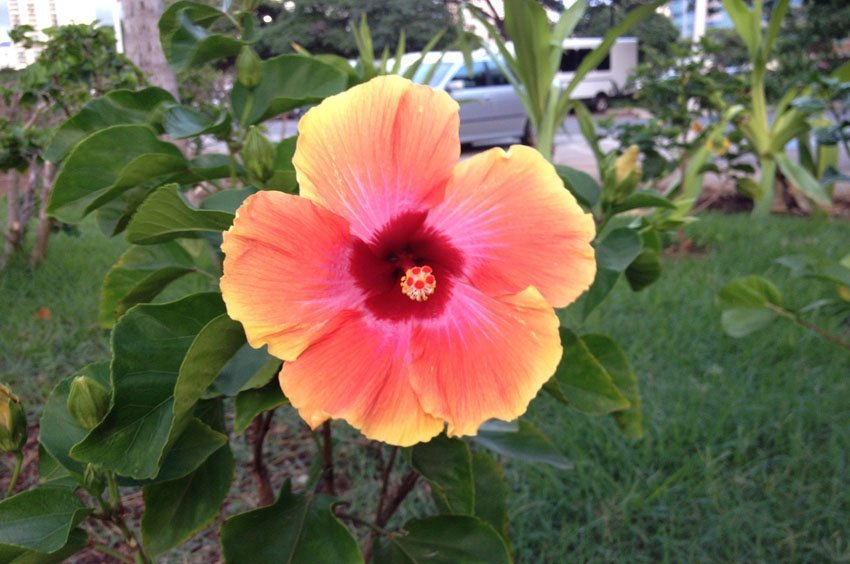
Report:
559,48,610,72
452,61,488,88
487,62,510,85
410,61,453,87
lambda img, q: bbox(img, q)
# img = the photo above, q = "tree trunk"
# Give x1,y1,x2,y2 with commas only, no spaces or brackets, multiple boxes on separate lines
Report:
120,0,179,98
2,172,22,271
30,163,55,268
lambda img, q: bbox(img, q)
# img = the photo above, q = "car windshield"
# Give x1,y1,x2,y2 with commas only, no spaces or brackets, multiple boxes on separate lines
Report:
408,61,454,87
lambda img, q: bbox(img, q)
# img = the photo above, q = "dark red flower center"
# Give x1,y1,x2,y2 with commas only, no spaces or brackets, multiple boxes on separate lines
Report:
349,211,463,321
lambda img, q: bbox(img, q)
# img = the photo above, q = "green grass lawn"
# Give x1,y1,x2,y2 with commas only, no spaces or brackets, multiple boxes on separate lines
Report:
1,212,848,562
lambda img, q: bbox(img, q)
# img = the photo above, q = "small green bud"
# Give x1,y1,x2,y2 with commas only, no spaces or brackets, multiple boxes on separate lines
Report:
83,464,107,496
67,375,110,430
0,384,27,453
242,126,276,183
236,46,263,89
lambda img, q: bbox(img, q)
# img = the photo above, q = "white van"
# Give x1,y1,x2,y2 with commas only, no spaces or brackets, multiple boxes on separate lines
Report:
402,38,638,145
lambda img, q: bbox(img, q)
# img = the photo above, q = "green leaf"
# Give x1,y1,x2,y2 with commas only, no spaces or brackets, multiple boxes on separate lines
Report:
582,334,643,439
39,362,111,477
550,328,630,415
201,187,257,213
71,293,226,479
48,124,187,223
473,419,572,470
471,452,510,542
159,1,243,73
262,136,298,192
170,314,246,439
583,228,642,318
45,87,175,163
126,183,233,245
775,152,831,206
504,0,556,121
220,480,362,563
99,242,197,328
168,153,236,184
95,185,152,237
411,434,474,515
722,0,757,56
163,105,231,139
373,515,511,564
0,528,88,564
232,54,347,125
610,190,676,214
214,344,280,396
234,378,287,434
141,441,234,556
555,164,600,208
717,275,783,337
625,248,662,292
0,488,90,553
37,445,76,488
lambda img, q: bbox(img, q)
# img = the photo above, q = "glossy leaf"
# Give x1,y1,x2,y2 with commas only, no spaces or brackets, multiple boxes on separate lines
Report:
159,1,243,73
473,419,572,470
201,187,258,213
232,54,347,125
0,488,90,553
214,344,280,396
372,515,511,564
583,227,642,317
168,153,236,184
126,183,234,245
234,378,287,434
775,152,831,206
99,242,196,328
220,480,362,563
141,441,234,556
411,434,474,515
163,105,231,139
551,328,630,415
48,124,187,223
71,293,226,479
95,185,152,237
717,275,783,337
610,190,675,214
37,445,76,488
625,248,662,292
170,314,246,438
0,528,88,564
555,164,600,208
133,417,227,484
582,334,643,438
45,87,175,163
39,362,111,477
471,452,510,542
262,136,298,192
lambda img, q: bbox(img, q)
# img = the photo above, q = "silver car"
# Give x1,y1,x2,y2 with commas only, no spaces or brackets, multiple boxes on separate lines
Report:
405,51,532,146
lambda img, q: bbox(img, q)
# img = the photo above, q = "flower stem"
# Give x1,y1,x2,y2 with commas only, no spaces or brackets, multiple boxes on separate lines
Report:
90,543,134,564
320,421,336,495
4,451,23,497
766,303,850,351
251,410,275,506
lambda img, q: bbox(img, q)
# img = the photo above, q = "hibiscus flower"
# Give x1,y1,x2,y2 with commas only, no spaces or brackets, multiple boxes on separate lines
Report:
221,75,596,446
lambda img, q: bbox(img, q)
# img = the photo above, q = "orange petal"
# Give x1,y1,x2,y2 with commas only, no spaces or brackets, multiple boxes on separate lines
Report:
279,311,444,446
409,283,562,437
426,145,596,308
221,191,360,361
293,75,460,240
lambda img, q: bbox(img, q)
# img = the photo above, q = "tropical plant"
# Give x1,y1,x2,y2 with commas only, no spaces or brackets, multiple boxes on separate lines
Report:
0,2,647,562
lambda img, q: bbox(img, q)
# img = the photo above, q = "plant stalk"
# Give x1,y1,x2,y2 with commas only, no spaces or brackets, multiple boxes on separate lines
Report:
5,451,23,497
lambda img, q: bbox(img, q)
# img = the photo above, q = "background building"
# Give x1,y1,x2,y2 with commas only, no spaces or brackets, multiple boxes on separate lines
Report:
0,0,120,69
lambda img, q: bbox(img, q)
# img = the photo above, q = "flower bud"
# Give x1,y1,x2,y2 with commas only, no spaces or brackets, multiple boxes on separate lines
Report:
615,145,641,186
0,384,27,453
242,126,276,183
83,464,107,496
67,375,110,430
236,46,263,89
